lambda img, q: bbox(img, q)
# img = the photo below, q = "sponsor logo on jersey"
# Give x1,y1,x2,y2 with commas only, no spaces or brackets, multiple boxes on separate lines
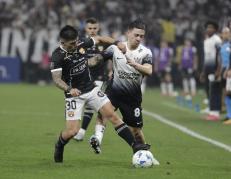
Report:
70,61,87,75
64,54,73,61
118,70,140,80
79,48,85,54
97,91,105,97
98,45,104,52
67,111,74,117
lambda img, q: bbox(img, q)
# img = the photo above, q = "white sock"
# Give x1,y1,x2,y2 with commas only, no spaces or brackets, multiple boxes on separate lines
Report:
161,82,167,95
183,78,189,93
209,111,220,117
190,78,196,95
167,83,174,95
95,124,105,144
74,128,86,140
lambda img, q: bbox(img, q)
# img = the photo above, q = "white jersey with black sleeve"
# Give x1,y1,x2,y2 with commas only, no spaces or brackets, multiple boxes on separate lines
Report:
106,42,152,103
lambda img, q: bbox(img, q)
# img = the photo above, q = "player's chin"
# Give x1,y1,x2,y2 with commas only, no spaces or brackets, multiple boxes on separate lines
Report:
135,41,140,45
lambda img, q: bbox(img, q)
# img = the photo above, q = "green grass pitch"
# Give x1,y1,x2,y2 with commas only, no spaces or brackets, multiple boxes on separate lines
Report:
0,84,231,179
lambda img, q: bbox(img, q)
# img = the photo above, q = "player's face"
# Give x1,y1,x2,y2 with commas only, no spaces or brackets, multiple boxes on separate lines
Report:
60,39,78,52
85,23,99,37
127,28,145,47
222,30,230,40
184,40,192,47
206,25,216,36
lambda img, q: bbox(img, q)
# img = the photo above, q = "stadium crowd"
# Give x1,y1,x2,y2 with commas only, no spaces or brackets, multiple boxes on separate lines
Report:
1,0,231,44
0,0,231,123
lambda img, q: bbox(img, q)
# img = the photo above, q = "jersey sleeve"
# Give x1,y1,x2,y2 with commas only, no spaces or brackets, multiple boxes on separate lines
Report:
50,50,63,71
142,49,153,65
77,38,94,49
105,45,115,54
101,50,113,61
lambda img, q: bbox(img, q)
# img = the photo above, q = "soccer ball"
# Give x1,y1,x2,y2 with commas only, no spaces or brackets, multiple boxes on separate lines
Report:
132,150,159,168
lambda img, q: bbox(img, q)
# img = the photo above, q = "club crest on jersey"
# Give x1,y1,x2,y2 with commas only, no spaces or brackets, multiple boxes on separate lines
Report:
97,91,105,97
79,48,85,54
67,111,74,117
98,46,104,52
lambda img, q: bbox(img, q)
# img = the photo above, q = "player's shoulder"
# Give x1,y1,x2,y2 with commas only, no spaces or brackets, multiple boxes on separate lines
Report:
52,47,65,55
213,34,222,42
138,44,152,55
51,47,65,60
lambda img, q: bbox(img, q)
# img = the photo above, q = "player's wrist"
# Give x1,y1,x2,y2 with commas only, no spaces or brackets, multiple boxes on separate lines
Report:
113,40,120,46
65,86,72,93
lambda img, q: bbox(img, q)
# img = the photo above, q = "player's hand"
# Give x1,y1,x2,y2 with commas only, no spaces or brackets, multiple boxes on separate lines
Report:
227,70,231,78
117,42,126,53
70,88,81,97
125,54,137,68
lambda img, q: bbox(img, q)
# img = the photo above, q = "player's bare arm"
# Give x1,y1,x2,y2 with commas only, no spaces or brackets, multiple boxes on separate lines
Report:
88,54,104,67
51,70,81,96
92,36,126,53
125,54,152,76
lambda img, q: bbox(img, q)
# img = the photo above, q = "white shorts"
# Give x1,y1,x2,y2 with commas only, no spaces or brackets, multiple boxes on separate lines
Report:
65,87,110,120
95,80,104,89
84,80,104,114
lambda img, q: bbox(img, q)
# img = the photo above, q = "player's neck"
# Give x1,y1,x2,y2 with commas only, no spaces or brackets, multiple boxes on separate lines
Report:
127,41,139,50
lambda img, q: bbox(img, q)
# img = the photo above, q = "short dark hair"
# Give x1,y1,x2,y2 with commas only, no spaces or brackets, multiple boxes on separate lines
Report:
86,17,98,24
59,25,78,41
128,19,146,31
204,20,219,30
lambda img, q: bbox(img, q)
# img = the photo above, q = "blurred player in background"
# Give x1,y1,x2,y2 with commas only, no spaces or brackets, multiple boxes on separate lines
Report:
73,18,111,141
219,27,231,124
51,25,150,163
178,39,198,98
89,19,154,154
200,21,222,120
155,40,174,96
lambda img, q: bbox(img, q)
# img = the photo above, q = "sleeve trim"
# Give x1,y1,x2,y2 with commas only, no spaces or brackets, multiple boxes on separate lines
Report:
51,68,62,72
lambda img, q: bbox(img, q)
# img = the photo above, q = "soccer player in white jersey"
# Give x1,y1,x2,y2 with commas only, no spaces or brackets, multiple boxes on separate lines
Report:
89,19,153,154
200,21,222,120
51,25,150,162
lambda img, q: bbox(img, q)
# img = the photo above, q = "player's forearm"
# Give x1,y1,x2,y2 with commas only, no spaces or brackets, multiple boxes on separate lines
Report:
97,36,117,44
88,54,104,67
51,71,69,92
134,64,152,76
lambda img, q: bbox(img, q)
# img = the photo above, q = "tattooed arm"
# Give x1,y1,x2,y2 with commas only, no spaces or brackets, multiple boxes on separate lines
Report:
51,70,69,91
88,54,104,67
51,70,81,96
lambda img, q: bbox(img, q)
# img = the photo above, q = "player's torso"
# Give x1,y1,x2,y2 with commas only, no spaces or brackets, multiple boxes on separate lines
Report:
110,42,149,102
158,47,172,70
56,48,94,93
220,42,231,68
204,34,221,62
181,47,194,68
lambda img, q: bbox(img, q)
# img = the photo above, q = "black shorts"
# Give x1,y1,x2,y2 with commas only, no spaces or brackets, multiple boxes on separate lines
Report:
221,68,227,88
107,92,143,128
